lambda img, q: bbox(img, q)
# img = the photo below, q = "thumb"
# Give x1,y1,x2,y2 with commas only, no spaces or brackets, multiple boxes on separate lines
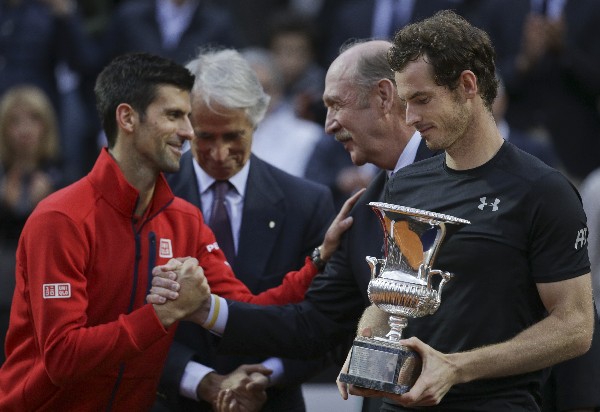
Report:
360,327,373,338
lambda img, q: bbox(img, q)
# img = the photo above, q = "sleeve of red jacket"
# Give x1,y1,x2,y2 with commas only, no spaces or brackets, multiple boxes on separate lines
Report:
20,211,169,385
195,219,318,305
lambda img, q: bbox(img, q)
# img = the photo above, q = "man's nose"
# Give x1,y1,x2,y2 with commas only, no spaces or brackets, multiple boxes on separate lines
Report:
210,143,229,161
325,109,340,135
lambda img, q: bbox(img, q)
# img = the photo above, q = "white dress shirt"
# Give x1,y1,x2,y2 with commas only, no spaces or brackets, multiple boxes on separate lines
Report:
180,158,284,400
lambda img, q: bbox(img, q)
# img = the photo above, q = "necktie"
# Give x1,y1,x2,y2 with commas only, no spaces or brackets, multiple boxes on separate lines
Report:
209,180,235,261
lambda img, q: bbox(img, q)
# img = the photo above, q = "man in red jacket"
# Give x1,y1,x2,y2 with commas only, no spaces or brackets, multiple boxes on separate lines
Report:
0,52,353,411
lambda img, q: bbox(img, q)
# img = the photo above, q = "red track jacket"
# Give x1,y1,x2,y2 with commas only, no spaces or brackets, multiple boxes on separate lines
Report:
0,149,317,411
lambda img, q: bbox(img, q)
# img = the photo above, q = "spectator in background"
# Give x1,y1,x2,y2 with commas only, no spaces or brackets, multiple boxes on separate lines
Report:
243,47,324,178
221,0,289,48
0,0,104,183
0,85,64,366
102,0,241,65
493,75,560,168
0,0,91,109
267,10,327,123
318,0,464,66
479,0,600,181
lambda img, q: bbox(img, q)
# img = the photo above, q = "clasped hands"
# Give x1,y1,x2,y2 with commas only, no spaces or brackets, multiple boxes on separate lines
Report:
149,257,211,328
148,258,271,411
200,365,272,412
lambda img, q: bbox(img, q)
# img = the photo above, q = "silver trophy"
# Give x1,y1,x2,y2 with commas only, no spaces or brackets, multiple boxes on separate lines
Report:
339,202,470,394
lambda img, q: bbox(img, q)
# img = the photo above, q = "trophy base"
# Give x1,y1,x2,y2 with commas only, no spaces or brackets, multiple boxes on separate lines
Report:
338,336,421,395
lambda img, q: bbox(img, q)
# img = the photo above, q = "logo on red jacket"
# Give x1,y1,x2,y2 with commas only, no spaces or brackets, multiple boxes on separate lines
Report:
159,238,173,258
43,283,71,299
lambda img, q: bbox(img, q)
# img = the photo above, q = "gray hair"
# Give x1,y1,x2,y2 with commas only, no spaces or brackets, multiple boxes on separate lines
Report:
340,39,395,107
186,48,270,127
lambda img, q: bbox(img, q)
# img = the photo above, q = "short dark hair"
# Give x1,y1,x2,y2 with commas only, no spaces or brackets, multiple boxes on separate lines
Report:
388,10,498,110
94,52,195,147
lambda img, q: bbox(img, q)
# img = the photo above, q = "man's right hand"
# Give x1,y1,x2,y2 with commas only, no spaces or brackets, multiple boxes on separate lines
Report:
198,364,272,412
151,257,210,328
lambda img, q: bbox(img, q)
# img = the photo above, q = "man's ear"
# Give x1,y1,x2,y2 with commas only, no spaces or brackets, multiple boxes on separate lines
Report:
460,70,478,99
377,78,396,113
116,103,137,133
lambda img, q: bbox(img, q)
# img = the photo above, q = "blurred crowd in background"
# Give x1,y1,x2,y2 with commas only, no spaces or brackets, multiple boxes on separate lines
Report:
0,0,599,369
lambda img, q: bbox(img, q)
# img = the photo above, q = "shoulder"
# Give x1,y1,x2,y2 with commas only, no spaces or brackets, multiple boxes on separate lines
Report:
33,177,96,219
497,143,565,187
168,196,203,218
391,154,444,180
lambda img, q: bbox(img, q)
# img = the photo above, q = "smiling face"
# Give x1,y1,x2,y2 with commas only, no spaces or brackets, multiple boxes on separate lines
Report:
395,58,470,153
190,98,254,180
133,85,193,174
323,62,389,168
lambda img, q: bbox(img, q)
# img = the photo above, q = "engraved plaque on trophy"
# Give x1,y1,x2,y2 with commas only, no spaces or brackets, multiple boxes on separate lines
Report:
339,202,470,395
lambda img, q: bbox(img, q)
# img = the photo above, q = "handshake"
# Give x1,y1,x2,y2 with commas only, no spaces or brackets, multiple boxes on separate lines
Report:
148,257,212,328
147,258,271,411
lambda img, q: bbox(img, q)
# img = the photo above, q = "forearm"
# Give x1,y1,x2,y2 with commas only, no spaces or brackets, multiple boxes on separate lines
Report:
357,304,391,337
218,300,351,359
451,284,594,384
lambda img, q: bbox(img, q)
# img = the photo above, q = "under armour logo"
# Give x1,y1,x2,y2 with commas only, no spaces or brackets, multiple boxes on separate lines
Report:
574,228,588,250
478,197,500,211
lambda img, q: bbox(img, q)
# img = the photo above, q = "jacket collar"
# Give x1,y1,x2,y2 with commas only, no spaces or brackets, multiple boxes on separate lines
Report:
88,148,175,218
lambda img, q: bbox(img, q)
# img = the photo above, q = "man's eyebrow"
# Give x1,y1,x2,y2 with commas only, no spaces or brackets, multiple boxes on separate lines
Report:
407,91,428,100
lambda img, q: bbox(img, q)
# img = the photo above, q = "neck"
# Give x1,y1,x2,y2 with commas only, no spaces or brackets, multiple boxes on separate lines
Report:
108,147,156,217
445,111,504,170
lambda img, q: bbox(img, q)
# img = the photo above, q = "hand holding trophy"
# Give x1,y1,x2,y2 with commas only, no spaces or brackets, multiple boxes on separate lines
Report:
338,202,470,395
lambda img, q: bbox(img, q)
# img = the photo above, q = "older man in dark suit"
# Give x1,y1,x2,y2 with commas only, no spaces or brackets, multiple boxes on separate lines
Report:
148,40,439,412
153,48,336,412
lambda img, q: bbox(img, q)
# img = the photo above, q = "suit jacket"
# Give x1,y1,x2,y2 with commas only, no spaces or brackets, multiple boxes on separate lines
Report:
217,140,438,360
155,152,335,411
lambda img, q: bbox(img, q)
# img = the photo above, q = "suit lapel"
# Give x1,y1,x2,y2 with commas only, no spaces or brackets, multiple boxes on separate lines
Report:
234,157,286,289
166,151,202,208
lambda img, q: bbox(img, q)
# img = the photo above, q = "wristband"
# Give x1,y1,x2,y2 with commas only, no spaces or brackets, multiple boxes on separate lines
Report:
203,294,220,329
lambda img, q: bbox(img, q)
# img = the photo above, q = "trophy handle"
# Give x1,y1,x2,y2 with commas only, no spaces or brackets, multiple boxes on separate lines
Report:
427,269,453,301
366,256,385,279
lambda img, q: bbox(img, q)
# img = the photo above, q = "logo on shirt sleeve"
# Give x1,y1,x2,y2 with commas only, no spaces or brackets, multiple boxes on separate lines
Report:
43,283,71,299
159,238,173,258
574,228,588,250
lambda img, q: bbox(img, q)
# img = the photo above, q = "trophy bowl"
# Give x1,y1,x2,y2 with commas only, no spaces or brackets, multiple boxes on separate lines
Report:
339,202,470,394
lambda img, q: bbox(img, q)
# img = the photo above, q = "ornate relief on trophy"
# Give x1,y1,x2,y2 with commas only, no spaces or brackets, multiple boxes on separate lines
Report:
339,202,470,394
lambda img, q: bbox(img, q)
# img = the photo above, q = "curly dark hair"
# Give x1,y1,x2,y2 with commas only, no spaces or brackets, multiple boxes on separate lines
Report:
388,10,498,110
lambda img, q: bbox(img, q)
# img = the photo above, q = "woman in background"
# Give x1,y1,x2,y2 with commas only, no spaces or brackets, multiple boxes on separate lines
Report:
0,85,64,365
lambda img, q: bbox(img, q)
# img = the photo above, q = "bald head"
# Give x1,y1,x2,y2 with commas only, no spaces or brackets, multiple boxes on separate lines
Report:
337,40,392,65
323,39,416,171
327,40,394,99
